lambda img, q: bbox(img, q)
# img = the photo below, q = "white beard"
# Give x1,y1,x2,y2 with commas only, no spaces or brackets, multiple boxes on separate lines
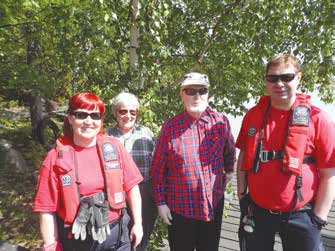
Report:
187,102,207,114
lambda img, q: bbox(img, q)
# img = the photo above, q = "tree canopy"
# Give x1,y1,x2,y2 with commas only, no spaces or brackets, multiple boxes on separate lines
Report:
1,0,334,129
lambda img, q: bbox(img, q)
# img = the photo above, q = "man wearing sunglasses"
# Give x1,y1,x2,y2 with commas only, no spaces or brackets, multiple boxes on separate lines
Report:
107,92,157,251
151,72,236,251
236,54,335,251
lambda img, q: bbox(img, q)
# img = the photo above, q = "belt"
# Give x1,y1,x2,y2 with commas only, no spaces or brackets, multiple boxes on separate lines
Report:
259,150,315,164
109,216,121,228
255,202,313,215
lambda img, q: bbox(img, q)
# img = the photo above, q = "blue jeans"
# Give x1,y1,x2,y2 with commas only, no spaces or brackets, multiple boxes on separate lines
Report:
239,204,325,251
58,212,131,251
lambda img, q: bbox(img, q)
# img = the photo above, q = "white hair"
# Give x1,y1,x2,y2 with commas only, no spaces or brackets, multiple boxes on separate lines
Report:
110,92,140,117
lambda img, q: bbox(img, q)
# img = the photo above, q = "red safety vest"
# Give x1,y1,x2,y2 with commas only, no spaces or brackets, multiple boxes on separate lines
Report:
241,94,311,175
53,135,126,226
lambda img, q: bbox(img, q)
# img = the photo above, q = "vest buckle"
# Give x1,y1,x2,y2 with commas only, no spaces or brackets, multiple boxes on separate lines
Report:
260,150,269,162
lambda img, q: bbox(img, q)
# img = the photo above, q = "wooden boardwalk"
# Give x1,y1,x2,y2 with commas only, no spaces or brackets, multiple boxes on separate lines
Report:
220,178,335,251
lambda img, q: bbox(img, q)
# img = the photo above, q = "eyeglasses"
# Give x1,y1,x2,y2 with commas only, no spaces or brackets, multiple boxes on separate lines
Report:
265,73,296,83
182,87,209,96
118,109,137,116
71,111,102,120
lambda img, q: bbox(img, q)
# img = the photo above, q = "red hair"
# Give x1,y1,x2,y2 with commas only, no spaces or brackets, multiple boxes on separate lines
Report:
63,92,106,137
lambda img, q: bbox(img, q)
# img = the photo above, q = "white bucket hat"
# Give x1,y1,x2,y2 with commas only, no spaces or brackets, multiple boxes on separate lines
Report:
180,72,210,87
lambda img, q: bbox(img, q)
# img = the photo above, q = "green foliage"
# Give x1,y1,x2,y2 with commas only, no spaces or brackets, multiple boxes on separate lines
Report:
148,218,169,251
1,0,334,125
0,108,46,250
0,0,334,249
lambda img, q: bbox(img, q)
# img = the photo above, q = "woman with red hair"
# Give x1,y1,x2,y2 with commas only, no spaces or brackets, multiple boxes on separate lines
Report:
34,92,143,251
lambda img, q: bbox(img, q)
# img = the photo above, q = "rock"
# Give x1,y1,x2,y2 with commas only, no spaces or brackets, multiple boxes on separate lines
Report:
0,240,30,251
0,139,27,172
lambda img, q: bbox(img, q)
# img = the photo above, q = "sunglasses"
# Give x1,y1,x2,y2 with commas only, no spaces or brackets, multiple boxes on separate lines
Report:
71,111,102,120
265,73,296,83
118,109,137,116
182,87,209,96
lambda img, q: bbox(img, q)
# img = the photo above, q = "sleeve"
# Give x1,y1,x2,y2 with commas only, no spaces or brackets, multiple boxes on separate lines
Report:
118,142,143,191
151,123,169,206
313,111,335,168
33,149,59,212
223,116,236,172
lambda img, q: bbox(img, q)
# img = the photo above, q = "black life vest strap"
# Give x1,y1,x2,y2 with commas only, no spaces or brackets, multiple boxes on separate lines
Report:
259,151,315,164
252,102,271,173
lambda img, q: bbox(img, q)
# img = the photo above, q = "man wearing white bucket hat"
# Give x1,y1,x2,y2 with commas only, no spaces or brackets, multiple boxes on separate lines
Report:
151,72,236,251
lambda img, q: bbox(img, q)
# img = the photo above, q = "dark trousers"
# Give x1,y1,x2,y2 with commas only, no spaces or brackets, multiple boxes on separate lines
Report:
58,212,131,251
135,181,157,251
239,206,325,251
167,197,224,251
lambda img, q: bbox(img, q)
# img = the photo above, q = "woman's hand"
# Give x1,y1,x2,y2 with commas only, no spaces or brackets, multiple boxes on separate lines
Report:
130,222,143,248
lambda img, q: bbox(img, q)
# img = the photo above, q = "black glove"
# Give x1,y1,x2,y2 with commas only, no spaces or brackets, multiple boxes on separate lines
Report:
239,194,251,217
72,197,93,241
91,192,111,244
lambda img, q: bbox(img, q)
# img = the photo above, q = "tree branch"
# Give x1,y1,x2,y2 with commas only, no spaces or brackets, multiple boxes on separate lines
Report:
191,0,243,70
0,21,38,29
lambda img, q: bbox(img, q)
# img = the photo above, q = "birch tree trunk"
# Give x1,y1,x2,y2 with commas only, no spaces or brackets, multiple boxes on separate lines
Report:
130,0,143,89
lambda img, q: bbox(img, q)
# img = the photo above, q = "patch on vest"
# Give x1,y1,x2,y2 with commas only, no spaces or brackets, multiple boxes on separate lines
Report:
114,192,123,203
288,157,299,169
102,142,118,161
248,127,257,136
106,162,120,169
61,174,72,187
292,106,310,126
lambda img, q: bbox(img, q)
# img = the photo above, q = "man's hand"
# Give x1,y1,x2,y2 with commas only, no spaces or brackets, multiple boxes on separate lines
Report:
130,223,143,249
239,194,251,217
158,205,172,225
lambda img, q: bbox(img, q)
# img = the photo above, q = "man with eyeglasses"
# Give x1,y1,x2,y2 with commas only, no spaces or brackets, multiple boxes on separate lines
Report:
106,92,157,251
236,54,335,251
151,72,236,251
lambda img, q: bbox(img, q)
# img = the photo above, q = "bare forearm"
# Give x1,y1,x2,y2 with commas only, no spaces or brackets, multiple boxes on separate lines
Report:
40,212,58,245
313,168,335,220
127,185,142,225
236,150,248,200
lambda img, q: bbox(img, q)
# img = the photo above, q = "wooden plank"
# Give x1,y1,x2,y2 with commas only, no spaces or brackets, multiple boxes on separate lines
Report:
219,237,240,251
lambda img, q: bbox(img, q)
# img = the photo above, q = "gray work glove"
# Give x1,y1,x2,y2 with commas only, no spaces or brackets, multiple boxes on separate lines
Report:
72,197,93,241
91,192,111,244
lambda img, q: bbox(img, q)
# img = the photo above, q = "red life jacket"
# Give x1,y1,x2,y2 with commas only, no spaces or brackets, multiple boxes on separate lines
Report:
241,94,311,175
54,135,126,226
